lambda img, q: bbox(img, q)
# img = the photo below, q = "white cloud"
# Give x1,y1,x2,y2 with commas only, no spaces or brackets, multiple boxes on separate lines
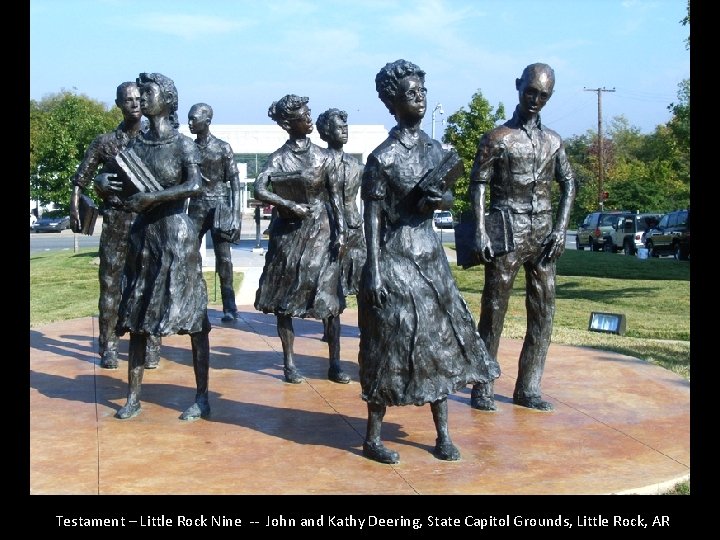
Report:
131,13,249,39
387,0,485,40
619,0,660,34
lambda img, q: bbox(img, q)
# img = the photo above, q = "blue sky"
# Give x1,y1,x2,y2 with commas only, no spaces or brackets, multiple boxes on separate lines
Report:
30,0,689,139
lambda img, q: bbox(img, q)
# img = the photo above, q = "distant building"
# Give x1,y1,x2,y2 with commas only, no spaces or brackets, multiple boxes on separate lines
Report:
178,124,388,211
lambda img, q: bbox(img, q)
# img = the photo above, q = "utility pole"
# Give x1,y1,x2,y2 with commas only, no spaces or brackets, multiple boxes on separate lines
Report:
584,87,615,210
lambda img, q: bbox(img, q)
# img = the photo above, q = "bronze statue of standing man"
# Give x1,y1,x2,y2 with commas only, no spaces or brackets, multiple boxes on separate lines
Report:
469,63,576,412
187,103,242,322
70,82,161,370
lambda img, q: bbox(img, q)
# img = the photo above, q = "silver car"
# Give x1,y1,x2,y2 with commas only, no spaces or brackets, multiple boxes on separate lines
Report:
433,210,454,229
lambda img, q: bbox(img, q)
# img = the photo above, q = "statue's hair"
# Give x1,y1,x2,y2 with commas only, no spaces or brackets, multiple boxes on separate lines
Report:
137,72,180,128
268,94,309,124
115,82,137,103
316,108,347,142
375,59,425,115
519,63,555,87
190,102,214,120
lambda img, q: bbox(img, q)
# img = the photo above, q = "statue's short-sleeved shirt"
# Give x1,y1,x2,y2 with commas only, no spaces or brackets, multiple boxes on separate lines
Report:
470,106,574,215
195,134,239,200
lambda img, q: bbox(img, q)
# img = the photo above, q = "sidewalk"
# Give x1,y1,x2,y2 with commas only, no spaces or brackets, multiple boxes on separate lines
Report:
30,306,689,495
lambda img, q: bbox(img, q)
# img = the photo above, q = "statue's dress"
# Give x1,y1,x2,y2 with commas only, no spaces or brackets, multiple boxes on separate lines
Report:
333,151,366,296
117,131,209,337
254,139,344,319
358,127,500,406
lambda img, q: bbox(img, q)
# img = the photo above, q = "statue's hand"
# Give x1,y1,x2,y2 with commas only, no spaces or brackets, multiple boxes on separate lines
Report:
417,189,443,214
227,211,241,233
225,213,242,242
332,233,346,261
472,229,495,264
94,173,123,198
289,202,310,219
346,215,362,229
364,272,387,308
538,230,565,264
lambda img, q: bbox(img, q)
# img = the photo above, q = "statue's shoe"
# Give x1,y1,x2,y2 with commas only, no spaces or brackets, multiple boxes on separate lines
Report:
513,395,554,411
362,441,399,464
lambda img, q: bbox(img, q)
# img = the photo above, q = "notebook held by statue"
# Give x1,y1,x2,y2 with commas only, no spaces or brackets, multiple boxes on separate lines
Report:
415,148,464,196
74,194,99,236
454,208,515,268
213,200,241,243
268,170,309,220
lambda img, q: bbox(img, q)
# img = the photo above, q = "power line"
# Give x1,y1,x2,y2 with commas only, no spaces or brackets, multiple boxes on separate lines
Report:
584,87,616,211
613,89,675,103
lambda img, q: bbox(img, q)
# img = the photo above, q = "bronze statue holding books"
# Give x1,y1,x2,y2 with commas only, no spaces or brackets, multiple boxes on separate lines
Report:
357,59,500,464
108,72,212,421
468,63,576,412
70,81,161,370
187,103,242,322
253,94,350,385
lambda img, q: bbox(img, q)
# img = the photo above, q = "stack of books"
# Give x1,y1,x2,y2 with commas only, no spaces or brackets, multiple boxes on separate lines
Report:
113,148,163,193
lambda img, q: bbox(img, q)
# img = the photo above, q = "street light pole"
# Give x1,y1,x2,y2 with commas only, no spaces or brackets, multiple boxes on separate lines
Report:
431,103,444,140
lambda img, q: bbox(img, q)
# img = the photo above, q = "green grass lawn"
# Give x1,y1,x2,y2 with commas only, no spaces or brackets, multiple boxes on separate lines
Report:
30,248,243,327
450,248,690,380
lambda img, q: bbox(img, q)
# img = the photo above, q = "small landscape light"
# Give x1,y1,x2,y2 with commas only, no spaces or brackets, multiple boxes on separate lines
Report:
588,312,626,336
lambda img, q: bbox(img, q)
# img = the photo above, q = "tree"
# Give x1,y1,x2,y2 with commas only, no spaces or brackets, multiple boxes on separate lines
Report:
682,0,689,50
666,79,690,183
565,113,690,218
563,131,599,225
442,90,505,215
30,90,121,212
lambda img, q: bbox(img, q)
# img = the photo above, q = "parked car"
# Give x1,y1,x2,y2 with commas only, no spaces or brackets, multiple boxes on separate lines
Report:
677,209,690,260
30,213,37,229
644,209,690,260
261,204,273,219
32,211,71,233
575,211,628,251
602,212,662,255
433,210,454,229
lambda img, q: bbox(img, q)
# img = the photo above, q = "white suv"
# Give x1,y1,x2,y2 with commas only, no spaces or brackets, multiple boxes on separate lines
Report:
605,212,662,255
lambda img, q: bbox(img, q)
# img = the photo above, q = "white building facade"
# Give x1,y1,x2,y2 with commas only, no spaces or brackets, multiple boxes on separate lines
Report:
178,124,389,212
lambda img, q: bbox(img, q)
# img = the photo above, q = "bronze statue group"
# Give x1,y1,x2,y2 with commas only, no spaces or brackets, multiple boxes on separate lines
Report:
71,60,575,464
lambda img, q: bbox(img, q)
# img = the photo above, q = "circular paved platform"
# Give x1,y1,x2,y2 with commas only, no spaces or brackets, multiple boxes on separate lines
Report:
30,307,689,496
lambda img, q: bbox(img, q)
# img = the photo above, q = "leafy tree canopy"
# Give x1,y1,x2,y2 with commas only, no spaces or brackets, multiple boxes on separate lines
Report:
442,90,505,216
30,90,121,212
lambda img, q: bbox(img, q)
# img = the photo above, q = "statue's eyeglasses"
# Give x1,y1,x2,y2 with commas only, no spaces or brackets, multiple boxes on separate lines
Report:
403,87,427,101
